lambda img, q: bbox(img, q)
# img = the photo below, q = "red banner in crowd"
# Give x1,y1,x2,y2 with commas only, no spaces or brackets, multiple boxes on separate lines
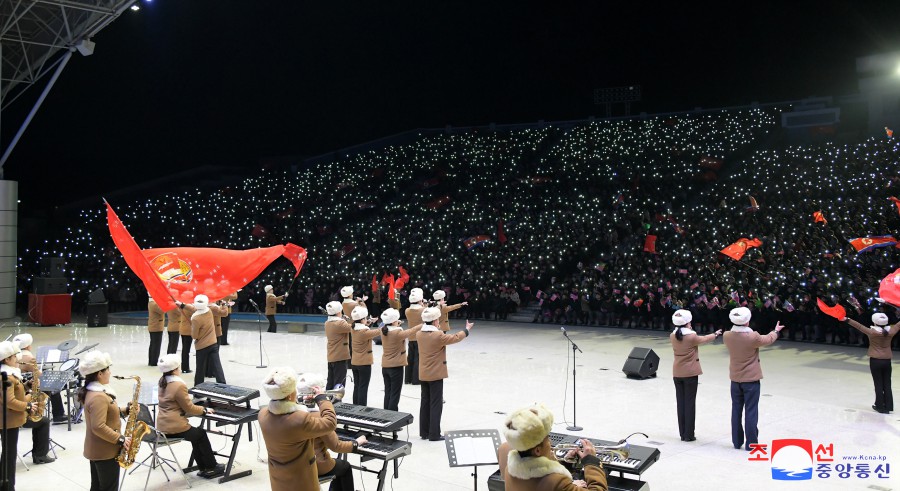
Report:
848,236,897,253
643,234,657,254
879,268,900,306
107,202,306,310
463,235,491,250
813,211,827,224
720,238,763,260
816,298,846,320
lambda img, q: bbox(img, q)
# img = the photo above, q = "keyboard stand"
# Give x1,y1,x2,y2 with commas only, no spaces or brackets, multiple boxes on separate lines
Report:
184,406,253,484
338,429,403,491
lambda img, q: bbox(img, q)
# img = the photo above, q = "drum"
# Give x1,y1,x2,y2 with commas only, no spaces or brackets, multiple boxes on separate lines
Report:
59,358,79,372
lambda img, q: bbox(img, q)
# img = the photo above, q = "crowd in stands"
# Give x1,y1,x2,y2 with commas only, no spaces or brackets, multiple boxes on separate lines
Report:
19,105,900,349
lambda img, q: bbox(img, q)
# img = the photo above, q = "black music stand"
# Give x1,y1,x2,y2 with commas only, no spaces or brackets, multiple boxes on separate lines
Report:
34,346,68,365
38,370,75,431
445,430,501,491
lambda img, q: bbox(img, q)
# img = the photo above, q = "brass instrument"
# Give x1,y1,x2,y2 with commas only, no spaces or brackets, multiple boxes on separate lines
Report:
300,386,345,407
114,375,151,468
22,361,48,422
553,441,631,465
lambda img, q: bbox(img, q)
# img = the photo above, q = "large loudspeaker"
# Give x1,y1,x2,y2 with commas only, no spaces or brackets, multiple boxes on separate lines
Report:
87,302,108,328
33,277,67,294
622,347,659,379
88,288,106,304
39,257,65,278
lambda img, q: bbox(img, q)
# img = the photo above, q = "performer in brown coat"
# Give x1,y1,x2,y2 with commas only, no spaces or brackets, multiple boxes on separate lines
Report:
14,333,66,423
324,301,353,390
258,367,338,491
349,306,381,406
148,295,166,366
155,354,224,478
220,292,238,345
177,304,194,373
265,284,287,333
77,351,131,491
405,288,425,385
843,313,898,413
1,341,55,491
669,309,721,442
417,307,474,441
723,307,784,451
339,285,368,317
433,289,467,331
176,295,227,386
498,403,607,491
379,308,422,410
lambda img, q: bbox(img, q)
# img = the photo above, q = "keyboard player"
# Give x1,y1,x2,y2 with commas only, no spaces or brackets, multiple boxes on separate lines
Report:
156,354,225,479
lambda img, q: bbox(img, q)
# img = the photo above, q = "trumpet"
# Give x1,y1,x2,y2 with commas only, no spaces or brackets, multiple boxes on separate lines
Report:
299,386,345,407
552,441,630,465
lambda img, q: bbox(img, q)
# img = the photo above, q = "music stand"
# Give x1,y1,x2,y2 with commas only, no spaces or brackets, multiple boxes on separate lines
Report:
35,346,68,365
445,429,501,491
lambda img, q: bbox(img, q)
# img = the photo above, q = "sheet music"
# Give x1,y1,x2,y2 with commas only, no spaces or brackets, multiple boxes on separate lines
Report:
452,436,498,465
45,349,62,363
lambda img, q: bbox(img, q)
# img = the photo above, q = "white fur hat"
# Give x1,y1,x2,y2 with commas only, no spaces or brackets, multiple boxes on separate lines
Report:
325,301,343,316
672,309,692,326
80,351,113,376
381,308,401,325
0,341,20,361
503,404,554,451
296,372,326,394
872,313,889,326
351,306,369,321
157,353,180,373
421,307,441,323
729,307,752,325
340,286,353,298
12,333,33,350
265,285,273,293
409,288,423,303
262,367,298,401
193,294,210,313
433,290,446,301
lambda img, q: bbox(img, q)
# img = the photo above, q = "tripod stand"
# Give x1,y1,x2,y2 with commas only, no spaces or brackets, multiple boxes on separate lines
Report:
562,327,583,431
249,299,267,368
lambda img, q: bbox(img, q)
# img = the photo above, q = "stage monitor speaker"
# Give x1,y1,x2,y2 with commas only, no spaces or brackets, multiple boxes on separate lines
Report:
33,277,67,294
39,257,65,278
622,347,659,379
87,302,108,328
88,288,106,304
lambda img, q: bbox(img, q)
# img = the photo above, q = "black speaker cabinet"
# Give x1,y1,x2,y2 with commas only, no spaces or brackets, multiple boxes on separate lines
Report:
87,288,106,304
39,257,65,278
87,302,108,328
33,277,67,294
622,347,659,379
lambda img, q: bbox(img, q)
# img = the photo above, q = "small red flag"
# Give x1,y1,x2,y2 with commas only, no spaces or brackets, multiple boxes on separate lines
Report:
720,237,763,261
816,298,846,320
813,211,827,224
643,234,657,254
848,236,897,253
371,275,379,293
886,127,894,138
394,266,410,291
879,268,900,306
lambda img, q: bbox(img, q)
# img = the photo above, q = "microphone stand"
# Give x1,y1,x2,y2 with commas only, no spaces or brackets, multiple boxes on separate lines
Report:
1,372,9,491
249,300,267,369
562,327,583,431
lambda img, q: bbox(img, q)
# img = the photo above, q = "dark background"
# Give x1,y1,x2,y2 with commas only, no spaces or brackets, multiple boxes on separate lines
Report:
3,0,900,209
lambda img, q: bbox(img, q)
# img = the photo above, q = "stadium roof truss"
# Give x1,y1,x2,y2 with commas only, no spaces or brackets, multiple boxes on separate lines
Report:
0,0,137,175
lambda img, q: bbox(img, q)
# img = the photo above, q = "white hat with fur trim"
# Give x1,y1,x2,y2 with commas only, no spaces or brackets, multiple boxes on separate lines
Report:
729,307,752,326
265,285,273,293
340,286,353,298
381,308,400,325
157,353,180,373
421,307,441,323
296,372,326,394
872,313,889,326
80,351,113,376
433,290,446,301
193,294,210,313
325,301,343,316
12,333,33,350
409,288,423,303
672,309,692,326
503,403,554,451
351,306,369,321
262,367,298,401
0,341,20,361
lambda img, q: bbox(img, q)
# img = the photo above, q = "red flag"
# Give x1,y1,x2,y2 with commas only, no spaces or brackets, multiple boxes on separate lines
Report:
497,219,507,245
886,127,894,138
879,268,900,306
889,197,900,216
107,202,306,310
643,234,657,254
394,266,410,290
385,274,397,301
720,238,763,261
371,275,379,293
812,211,827,224
816,298,846,320
848,236,897,253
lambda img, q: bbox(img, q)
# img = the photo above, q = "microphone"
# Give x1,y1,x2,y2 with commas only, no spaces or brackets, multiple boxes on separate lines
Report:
560,326,567,334
249,299,258,307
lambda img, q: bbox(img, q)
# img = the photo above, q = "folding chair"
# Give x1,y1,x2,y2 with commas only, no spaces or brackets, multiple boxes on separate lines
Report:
319,475,335,489
119,403,192,491
17,452,28,471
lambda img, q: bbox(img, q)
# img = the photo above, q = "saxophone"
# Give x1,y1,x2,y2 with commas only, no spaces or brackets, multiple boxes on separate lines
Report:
22,361,48,422
114,375,151,468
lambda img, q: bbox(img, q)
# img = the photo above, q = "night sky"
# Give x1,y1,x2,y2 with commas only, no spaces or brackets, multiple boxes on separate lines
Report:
3,0,900,209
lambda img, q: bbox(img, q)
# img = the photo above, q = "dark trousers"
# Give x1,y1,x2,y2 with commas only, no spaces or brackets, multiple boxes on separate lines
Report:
419,380,444,440
871,357,893,411
327,360,349,390
351,365,371,406
194,344,225,387
22,416,51,458
167,426,216,469
673,376,699,439
50,392,65,420
1,426,19,490
267,314,277,333
148,331,163,366
383,367,404,411
405,341,420,385
89,458,120,491
180,335,193,372
320,458,354,491
730,381,761,450
167,332,180,354
220,316,230,345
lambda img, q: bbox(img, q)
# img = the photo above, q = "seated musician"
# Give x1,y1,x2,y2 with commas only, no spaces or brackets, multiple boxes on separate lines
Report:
14,333,66,423
258,367,338,491
297,373,367,491
498,403,608,491
155,354,224,479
